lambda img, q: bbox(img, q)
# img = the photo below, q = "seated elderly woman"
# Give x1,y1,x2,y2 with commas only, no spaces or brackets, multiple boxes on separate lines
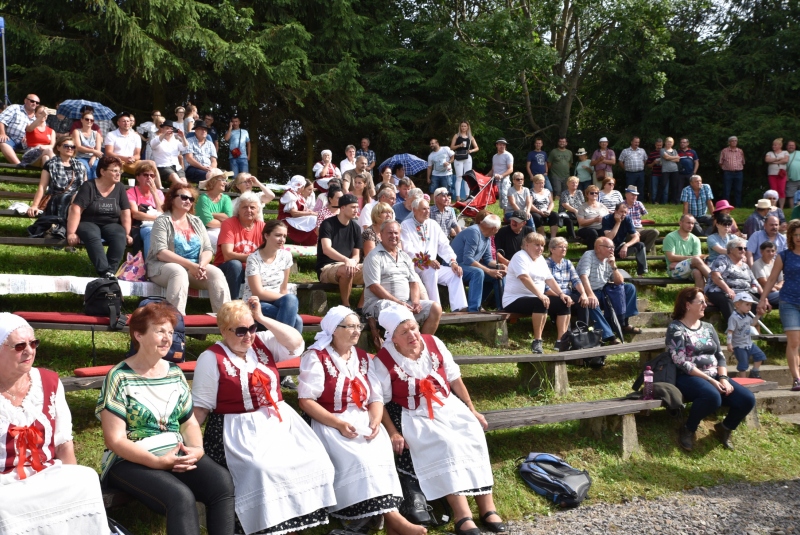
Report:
191,300,336,535
667,287,756,451
127,160,165,257
313,149,342,192
280,175,318,246
298,306,425,535
66,155,133,277
546,236,590,326
146,183,230,315
362,201,396,257
213,190,265,300
230,172,276,205
0,313,109,534
196,168,233,251
501,232,573,354
98,302,235,534
704,237,762,322
369,304,506,535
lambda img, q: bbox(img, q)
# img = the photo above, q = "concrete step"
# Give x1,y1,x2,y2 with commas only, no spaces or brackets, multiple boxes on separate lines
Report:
777,413,800,427
753,365,793,387
636,298,650,312
629,327,667,343
629,311,672,328
755,386,800,415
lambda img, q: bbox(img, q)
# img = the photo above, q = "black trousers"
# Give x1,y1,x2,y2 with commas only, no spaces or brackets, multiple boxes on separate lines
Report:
75,221,127,276
107,456,236,535
577,227,601,250
559,212,577,239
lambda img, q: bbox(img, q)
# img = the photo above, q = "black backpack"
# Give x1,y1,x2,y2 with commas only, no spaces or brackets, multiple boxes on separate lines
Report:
632,351,677,391
518,452,592,508
84,277,126,331
125,297,186,363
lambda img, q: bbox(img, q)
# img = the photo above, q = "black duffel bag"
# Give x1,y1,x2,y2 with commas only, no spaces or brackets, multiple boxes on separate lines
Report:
84,277,126,331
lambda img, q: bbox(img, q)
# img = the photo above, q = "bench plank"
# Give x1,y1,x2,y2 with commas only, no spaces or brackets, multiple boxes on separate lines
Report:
483,398,663,430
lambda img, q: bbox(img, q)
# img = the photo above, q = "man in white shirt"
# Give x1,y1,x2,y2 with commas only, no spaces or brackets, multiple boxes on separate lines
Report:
105,112,154,175
427,138,455,196
149,120,188,187
400,197,468,312
340,144,357,176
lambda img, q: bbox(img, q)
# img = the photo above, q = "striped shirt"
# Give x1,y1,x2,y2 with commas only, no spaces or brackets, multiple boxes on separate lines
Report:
719,147,745,171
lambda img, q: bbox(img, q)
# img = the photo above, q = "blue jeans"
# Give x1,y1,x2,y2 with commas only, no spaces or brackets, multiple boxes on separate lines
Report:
625,171,645,192
723,170,744,207
260,294,303,333
230,157,249,176
218,260,244,299
430,174,454,196
675,373,756,432
732,345,767,372
77,157,98,180
460,264,504,311
586,283,639,339
140,225,153,258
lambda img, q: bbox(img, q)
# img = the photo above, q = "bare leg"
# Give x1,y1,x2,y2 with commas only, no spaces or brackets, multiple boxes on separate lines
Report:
692,268,704,289
337,265,354,307
475,494,503,525
556,314,571,340
531,313,546,339
445,494,477,531
0,142,20,165
384,511,427,535
787,331,800,381
421,303,442,334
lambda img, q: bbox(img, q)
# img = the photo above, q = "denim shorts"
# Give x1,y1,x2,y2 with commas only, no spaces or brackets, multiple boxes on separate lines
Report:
780,300,800,331
732,344,767,372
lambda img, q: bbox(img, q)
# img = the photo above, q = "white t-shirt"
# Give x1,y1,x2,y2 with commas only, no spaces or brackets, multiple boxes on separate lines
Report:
149,136,186,168
104,129,139,158
502,250,552,308
340,158,356,175
428,147,455,176
242,249,294,301
767,150,789,176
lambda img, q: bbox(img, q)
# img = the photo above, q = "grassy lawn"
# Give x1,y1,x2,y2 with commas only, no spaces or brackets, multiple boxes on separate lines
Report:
1,185,799,534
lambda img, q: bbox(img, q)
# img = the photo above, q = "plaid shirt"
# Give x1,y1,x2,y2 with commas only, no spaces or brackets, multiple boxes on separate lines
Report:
430,205,459,236
0,104,34,144
619,147,648,172
547,257,582,293
356,148,376,173
719,147,745,171
680,184,714,217
625,200,648,228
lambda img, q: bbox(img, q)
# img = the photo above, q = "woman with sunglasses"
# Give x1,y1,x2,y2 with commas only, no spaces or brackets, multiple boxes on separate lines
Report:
230,171,276,205
27,135,87,219
704,237,762,322
597,177,623,211
66,155,132,277
128,161,165,257
576,185,609,250
192,299,336,535
0,313,110,534
298,306,425,535
72,110,103,180
146,182,230,315
707,213,735,264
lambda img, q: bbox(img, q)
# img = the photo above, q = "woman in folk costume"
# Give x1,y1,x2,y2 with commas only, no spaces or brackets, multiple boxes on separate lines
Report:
279,175,318,246
298,306,426,535
191,299,336,535
0,313,109,534
367,305,507,535
313,149,342,192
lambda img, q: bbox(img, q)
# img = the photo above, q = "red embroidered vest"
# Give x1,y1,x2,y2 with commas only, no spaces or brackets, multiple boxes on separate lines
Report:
207,337,284,416
278,194,306,221
2,368,59,478
314,347,371,414
374,335,450,415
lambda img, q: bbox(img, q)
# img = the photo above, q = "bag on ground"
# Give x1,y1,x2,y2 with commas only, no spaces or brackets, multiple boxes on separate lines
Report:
125,297,186,362
558,321,601,352
84,277,126,330
518,452,592,508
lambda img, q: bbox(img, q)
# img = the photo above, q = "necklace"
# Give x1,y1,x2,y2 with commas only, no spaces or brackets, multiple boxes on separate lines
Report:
1,373,30,403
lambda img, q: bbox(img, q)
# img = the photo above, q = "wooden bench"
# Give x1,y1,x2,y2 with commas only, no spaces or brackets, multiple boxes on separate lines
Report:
483,378,778,459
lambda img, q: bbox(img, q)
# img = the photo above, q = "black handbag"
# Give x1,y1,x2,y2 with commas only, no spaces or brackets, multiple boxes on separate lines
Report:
558,322,601,352
397,472,453,527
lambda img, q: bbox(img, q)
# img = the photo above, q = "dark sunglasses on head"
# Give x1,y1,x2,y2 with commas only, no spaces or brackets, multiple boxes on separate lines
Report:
175,194,195,202
231,324,258,337
7,339,40,352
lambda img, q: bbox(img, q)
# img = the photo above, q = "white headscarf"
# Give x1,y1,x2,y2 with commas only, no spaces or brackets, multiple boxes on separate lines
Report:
378,304,415,343
0,313,32,347
309,306,358,351
321,149,332,158
281,175,308,205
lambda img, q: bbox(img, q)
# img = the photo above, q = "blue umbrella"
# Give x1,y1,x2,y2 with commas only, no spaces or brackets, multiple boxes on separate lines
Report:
56,99,116,120
378,153,428,176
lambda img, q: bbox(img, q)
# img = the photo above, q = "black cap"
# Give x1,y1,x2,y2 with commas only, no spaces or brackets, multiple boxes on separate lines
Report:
192,121,210,131
339,193,359,206
509,210,527,223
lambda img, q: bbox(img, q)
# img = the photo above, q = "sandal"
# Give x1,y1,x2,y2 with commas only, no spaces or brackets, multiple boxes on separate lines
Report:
622,325,642,335
454,517,481,535
481,511,508,533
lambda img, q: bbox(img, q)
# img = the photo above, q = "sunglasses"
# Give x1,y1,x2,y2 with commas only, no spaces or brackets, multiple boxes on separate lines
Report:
175,194,195,202
230,324,258,337
61,144,76,150
26,98,40,105
6,339,40,352
734,246,746,251
83,118,94,122
588,192,599,195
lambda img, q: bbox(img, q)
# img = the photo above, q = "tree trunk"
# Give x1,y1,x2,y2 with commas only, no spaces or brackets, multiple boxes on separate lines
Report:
249,108,259,177
306,127,315,178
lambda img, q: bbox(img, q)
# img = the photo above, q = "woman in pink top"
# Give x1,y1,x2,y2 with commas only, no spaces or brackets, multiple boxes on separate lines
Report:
127,161,165,257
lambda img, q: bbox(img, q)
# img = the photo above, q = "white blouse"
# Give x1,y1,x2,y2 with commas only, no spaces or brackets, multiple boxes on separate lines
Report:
297,346,368,403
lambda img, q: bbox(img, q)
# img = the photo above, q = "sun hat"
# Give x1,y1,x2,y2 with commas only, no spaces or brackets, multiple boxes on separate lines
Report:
755,199,772,210
713,200,735,212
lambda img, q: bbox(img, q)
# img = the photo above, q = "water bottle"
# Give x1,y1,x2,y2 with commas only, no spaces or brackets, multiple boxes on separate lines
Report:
643,366,654,400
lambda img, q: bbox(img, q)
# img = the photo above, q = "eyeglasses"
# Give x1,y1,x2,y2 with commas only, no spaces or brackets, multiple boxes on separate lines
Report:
26,98,40,105
139,173,156,178
692,300,707,306
598,244,614,249
587,192,599,195
733,246,746,251
6,339,40,352
61,144,76,150
83,118,94,122
230,324,258,337
176,194,195,202
337,323,365,332
514,178,524,182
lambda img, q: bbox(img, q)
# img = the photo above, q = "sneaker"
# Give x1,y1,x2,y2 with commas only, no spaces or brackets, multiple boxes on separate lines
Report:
748,369,762,379
531,339,543,354
553,340,561,352
792,379,800,392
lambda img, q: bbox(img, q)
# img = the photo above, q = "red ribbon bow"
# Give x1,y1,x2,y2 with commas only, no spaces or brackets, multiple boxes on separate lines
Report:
250,369,283,422
418,378,445,420
8,425,45,480
350,378,367,410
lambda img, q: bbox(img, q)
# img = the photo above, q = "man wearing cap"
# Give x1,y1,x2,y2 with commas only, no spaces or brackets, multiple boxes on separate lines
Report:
548,136,573,198
450,214,506,311
492,138,515,215
601,202,648,275
618,136,648,193
624,186,659,254
746,215,786,266
645,138,665,204
743,199,773,238
316,193,365,307
0,94,38,165
591,137,616,186
526,138,553,192
427,138,455,196
681,174,715,236
185,121,218,184
224,115,250,176
104,112,146,175
726,292,767,379
719,135,745,206
429,187,461,239
363,220,442,339
663,214,711,288
400,197,468,312
676,138,700,203
495,210,533,266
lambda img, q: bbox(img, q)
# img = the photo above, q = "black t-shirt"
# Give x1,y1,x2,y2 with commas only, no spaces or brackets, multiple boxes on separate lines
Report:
494,225,533,260
316,215,363,275
71,180,130,226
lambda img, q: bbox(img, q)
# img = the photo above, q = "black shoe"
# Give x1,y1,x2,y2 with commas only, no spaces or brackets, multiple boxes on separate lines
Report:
454,517,481,535
603,337,621,345
714,422,734,450
281,376,297,390
748,369,762,379
103,272,117,280
679,425,695,451
480,511,507,534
